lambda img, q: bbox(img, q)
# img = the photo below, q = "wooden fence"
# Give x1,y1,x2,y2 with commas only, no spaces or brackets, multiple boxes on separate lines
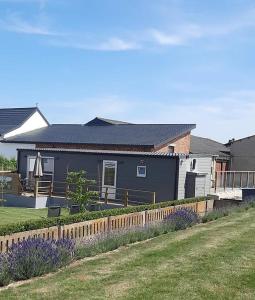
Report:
215,171,255,192
0,200,212,253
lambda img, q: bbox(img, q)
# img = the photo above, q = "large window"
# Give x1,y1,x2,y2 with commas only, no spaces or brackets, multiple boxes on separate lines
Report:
27,156,54,187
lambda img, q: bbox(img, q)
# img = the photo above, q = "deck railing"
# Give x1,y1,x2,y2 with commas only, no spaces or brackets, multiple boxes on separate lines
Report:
215,171,255,192
24,179,156,206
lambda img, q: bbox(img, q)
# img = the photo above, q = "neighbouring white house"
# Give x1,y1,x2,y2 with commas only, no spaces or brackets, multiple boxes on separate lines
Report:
0,107,49,159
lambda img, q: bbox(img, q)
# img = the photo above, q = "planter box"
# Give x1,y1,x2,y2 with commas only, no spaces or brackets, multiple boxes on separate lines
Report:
242,188,255,202
48,206,61,217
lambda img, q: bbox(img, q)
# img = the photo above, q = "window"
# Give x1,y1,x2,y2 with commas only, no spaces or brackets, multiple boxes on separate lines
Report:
168,144,175,153
42,158,54,173
137,166,146,178
190,159,197,171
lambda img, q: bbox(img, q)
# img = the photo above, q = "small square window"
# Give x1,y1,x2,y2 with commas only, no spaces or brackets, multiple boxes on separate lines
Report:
137,166,146,177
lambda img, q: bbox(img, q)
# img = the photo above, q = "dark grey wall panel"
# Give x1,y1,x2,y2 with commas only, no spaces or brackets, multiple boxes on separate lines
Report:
18,150,178,202
230,136,255,171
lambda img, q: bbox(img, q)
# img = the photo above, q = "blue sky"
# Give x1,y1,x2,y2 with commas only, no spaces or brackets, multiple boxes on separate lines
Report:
0,0,255,142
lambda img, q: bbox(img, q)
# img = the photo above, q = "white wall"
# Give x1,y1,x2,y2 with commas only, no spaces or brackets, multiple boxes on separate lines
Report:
4,111,48,139
177,156,213,199
0,143,35,159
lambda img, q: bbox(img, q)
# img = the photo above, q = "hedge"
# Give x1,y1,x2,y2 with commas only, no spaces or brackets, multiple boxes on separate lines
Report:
0,197,206,236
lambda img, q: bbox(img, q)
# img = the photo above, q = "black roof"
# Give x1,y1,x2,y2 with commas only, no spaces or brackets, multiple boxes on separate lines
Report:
6,123,196,147
190,135,230,157
0,107,48,136
85,117,130,126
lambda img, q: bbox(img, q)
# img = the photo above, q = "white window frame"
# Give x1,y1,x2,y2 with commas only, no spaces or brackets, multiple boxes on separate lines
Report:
26,155,55,182
137,166,147,178
102,160,117,188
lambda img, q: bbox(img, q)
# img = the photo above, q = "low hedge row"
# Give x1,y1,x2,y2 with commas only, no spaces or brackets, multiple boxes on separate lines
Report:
0,196,206,236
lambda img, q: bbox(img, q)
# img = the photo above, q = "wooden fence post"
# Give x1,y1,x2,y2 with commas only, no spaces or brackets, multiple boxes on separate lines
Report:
214,172,217,193
104,187,108,205
34,178,39,198
232,172,235,190
107,216,112,232
124,190,128,207
49,182,53,197
152,192,156,204
65,183,69,198
144,209,148,226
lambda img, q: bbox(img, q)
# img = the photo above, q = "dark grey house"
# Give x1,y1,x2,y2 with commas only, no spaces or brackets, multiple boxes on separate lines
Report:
18,148,183,203
228,135,255,171
17,148,213,203
8,117,217,203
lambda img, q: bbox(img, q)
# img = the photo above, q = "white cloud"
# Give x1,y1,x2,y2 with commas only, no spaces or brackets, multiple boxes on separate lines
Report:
97,37,139,51
48,37,139,51
149,24,203,45
2,4,255,51
44,96,132,123
41,90,255,142
0,13,56,35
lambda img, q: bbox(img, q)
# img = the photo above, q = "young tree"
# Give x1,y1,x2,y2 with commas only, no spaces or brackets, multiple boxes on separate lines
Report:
66,170,98,211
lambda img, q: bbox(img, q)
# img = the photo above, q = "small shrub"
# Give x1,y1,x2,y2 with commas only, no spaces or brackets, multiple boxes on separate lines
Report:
66,170,99,211
202,208,230,223
0,254,10,286
164,208,200,230
8,238,75,280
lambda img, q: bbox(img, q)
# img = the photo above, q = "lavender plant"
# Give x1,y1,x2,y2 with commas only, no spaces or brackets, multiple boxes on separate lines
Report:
8,238,75,280
164,208,200,230
0,254,10,286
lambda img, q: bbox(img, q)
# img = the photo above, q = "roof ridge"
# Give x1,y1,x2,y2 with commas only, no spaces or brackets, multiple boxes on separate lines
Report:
192,135,225,145
0,107,37,110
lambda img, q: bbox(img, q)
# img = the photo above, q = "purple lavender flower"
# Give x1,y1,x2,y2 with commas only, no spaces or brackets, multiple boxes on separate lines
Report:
0,253,10,286
8,237,75,280
164,208,200,230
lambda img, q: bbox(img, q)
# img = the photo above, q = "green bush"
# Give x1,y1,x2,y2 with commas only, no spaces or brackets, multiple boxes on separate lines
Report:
0,197,205,236
202,201,255,223
66,171,99,211
0,156,16,171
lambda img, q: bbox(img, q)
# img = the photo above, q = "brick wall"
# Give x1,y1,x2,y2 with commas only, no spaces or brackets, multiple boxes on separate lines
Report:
36,143,154,152
155,132,191,154
36,132,191,154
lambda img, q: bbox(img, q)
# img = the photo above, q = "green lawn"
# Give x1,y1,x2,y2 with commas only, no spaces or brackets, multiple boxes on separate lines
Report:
1,208,255,300
0,207,68,226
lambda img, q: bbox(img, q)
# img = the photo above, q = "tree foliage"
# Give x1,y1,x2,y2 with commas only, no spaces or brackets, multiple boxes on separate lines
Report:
0,156,16,171
66,170,98,211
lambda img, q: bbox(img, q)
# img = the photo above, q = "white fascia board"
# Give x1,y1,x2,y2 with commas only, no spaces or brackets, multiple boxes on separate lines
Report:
3,111,48,139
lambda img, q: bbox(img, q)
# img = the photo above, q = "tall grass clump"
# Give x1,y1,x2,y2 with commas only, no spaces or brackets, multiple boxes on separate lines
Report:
202,200,255,223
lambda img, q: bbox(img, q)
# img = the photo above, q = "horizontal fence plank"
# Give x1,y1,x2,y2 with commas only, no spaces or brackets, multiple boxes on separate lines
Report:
0,200,208,252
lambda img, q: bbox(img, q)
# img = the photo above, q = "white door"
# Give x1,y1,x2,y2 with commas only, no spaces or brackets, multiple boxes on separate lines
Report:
102,160,117,200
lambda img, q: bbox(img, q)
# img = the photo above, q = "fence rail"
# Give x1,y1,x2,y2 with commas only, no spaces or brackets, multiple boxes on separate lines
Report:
215,171,255,192
25,179,156,206
0,199,211,253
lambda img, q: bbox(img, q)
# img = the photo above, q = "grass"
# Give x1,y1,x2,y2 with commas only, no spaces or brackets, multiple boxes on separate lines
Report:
0,207,69,226
1,208,255,299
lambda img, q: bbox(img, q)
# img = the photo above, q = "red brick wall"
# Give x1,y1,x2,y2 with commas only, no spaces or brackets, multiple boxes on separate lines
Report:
36,132,191,154
36,143,154,152
155,132,191,154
